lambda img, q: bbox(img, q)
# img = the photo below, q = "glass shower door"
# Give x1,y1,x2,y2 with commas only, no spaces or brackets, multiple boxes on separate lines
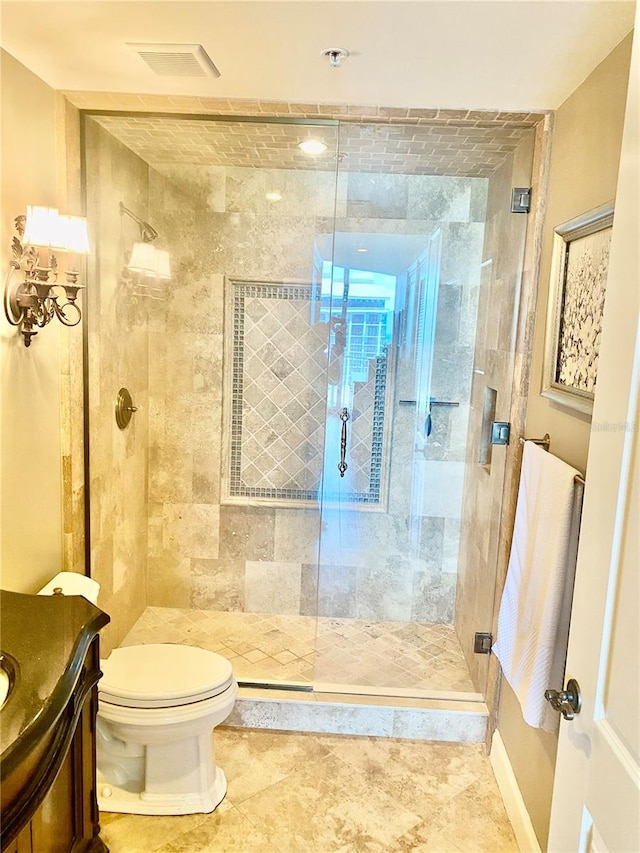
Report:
83,113,344,687
313,120,536,698
313,229,455,693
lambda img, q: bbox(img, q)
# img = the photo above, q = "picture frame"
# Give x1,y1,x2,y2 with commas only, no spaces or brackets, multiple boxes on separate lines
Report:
541,200,615,415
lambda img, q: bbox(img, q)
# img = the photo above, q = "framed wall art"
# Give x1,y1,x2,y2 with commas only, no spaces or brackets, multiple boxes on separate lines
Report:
541,200,614,415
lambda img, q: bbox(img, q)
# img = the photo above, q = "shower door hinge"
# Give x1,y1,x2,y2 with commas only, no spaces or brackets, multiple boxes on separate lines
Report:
511,187,531,213
474,632,493,654
490,421,511,446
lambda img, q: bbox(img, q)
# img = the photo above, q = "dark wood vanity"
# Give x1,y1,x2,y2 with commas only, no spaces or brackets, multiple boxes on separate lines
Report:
0,590,110,852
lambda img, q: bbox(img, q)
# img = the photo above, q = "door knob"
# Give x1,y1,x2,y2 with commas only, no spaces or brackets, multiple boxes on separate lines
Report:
544,678,582,720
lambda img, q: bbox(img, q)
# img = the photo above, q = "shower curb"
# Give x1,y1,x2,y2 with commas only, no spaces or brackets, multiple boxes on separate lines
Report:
224,689,488,743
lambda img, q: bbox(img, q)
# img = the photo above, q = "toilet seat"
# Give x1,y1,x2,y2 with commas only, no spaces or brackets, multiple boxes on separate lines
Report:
99,644,234,709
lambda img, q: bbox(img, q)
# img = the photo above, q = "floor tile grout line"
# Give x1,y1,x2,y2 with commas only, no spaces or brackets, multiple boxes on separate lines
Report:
146,811,212,853
220,800,293,853
228,747,424,852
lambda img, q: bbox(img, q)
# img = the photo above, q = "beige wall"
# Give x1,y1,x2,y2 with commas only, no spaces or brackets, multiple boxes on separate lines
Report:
0,51,65,592
525,33,634,472
497,32,633,850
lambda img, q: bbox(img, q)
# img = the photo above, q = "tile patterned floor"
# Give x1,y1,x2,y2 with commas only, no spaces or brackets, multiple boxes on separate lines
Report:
100,728,518,852
121,607,475,693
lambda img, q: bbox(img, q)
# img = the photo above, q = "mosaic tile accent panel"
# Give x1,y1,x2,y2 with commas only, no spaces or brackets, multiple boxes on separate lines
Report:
227,280,328,502
346,355,387,502
120,606,476,693
226,280,389,505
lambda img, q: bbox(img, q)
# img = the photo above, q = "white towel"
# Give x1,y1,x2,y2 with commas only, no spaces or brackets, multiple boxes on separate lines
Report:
493,441,582,731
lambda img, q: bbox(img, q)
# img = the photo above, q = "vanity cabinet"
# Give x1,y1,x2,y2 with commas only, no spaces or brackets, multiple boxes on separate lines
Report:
0,590,110,852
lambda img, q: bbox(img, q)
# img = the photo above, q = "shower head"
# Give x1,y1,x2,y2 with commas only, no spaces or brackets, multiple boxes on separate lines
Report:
119,201,171,284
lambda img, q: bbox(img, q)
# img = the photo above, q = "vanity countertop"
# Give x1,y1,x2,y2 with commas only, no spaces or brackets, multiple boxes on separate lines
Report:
0,588,109,780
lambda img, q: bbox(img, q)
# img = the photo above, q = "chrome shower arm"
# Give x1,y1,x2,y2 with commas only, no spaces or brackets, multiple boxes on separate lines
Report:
119,201,158,243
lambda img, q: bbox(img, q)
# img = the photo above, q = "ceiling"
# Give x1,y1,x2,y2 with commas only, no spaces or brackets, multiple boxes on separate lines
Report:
0,1,634,112
89,114,535,177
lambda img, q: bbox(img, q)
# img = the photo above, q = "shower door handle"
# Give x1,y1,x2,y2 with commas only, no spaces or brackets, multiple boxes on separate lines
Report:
338,407,350,477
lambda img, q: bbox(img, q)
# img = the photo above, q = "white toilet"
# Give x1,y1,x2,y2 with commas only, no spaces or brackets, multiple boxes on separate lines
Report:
96,643,238,815
38,573,238,817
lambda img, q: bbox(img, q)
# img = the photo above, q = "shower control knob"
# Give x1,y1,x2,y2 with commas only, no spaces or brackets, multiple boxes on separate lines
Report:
115,387,137,430
544,678,582,720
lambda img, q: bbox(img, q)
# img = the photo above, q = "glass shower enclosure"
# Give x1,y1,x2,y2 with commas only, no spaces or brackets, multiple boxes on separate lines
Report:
82,112,534,700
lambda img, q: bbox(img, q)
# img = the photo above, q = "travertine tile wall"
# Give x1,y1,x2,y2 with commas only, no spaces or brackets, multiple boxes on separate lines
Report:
145,156,337,613
454,130,536,691
85,119,152,654
141,140,487,627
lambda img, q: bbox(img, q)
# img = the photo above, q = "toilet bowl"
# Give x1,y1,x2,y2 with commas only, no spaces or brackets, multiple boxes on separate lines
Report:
96,643,237,816
37,574,238,816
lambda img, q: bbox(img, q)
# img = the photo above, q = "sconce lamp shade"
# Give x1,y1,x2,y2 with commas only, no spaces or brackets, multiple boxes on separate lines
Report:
58,215,91,254
7,207,89,346
22,206,61,248
22,206,91,254
128,241,158,274
154,249,172,280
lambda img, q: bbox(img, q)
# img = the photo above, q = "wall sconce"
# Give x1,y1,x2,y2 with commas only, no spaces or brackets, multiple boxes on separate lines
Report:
120,202,171,297
4,206,90,347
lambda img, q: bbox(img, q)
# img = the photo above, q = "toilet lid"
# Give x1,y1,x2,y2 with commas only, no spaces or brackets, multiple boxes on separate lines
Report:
99,644,234,708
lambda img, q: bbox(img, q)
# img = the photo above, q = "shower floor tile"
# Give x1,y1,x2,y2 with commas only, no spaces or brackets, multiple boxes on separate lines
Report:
121,607,476,694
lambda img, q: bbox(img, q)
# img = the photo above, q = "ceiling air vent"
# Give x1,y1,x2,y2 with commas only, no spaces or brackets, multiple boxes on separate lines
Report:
127,43,220,78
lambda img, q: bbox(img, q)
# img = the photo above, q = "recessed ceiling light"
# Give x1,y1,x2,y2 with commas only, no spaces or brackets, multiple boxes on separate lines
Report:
356,247,368,253
266,191,282,202
298,139,328,156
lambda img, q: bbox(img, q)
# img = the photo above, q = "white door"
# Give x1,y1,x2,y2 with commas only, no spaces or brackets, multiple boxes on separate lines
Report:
548,15,640,853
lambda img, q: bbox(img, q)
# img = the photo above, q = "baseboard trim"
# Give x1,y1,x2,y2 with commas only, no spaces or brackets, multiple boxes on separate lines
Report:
490,730,543,853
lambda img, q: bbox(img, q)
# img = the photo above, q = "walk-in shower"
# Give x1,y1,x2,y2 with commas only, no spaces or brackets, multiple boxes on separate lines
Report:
83,111,534,700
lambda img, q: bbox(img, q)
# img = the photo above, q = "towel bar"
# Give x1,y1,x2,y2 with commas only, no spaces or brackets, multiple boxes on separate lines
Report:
519,433,586,485
519,433,551,449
